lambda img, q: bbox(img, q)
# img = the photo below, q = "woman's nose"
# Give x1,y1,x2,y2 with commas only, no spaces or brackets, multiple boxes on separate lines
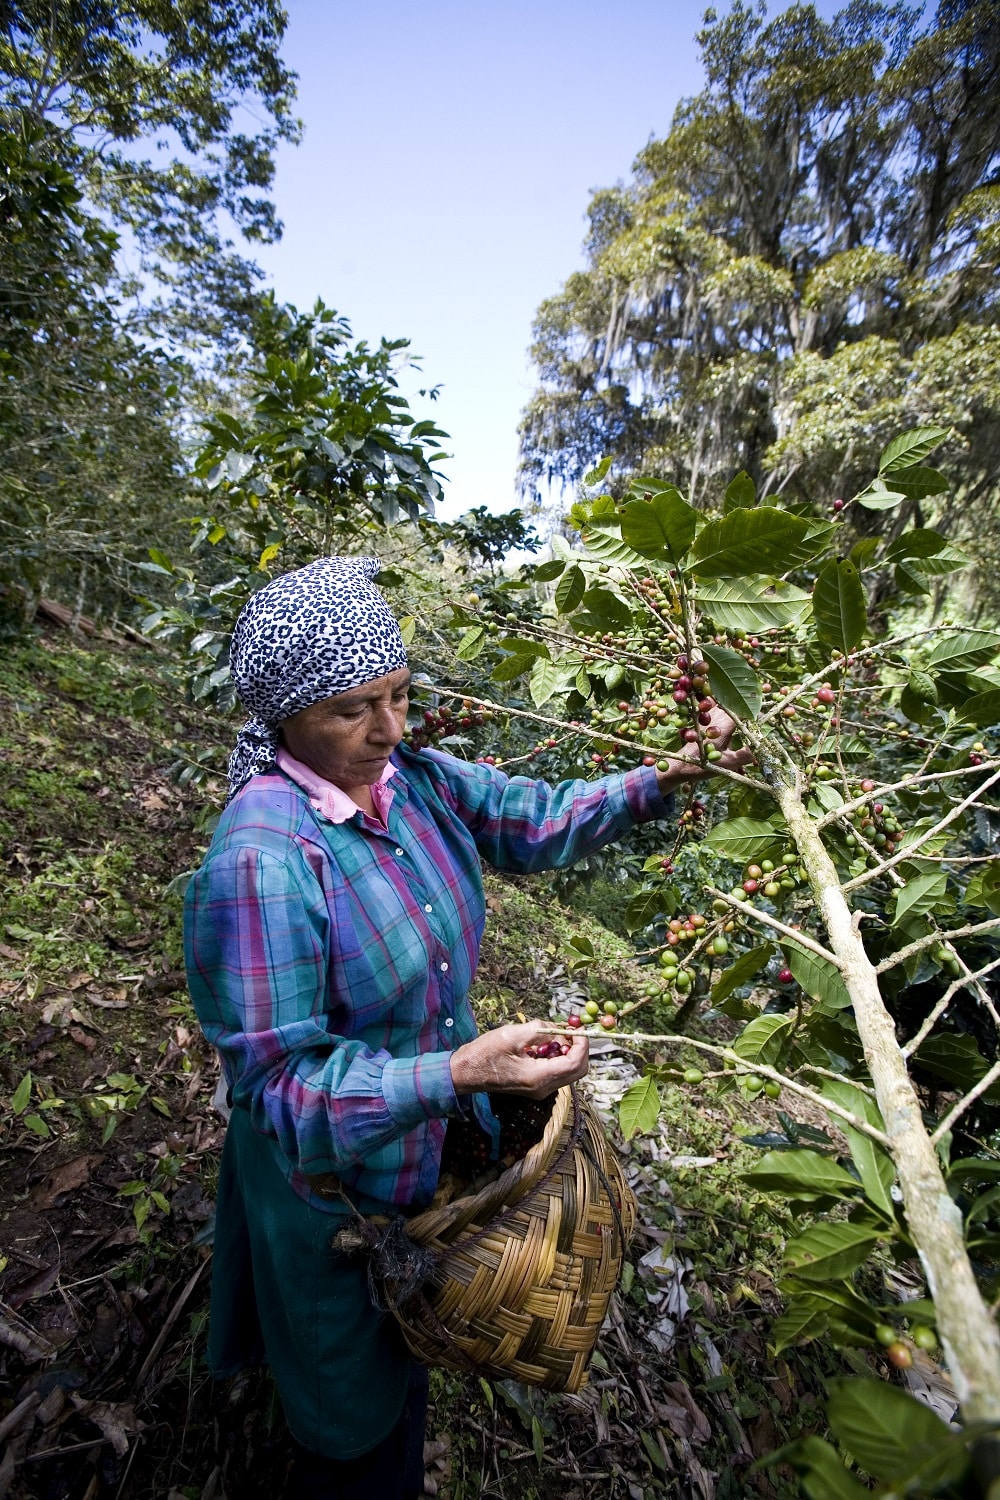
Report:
370,703,403,742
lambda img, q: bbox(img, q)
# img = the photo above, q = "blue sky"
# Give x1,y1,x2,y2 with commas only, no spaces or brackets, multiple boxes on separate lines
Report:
254,0,709,521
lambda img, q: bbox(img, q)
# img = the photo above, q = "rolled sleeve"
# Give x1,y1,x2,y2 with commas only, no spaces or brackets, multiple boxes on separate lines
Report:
382,1051,458,1131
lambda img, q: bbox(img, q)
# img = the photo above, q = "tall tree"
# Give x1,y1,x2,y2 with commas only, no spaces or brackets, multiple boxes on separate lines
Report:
520,1,1000,559
0,0,299,344
0,2,299,619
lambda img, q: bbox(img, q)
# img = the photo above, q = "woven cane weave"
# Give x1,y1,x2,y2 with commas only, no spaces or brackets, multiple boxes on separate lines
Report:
392,1086,636,1393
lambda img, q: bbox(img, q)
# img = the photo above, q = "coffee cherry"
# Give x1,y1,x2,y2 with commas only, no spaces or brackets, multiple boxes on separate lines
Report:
912,1326,937,1352
816,686,835,705
565,1014,582,1029
764,881,781,898
584,1000,601,1019
887,1342,912,1370
743,879,759,894
745,864,763,881
763,1081,781,1099
744,1074,764,1094
777,968,794,984
599,1014,617,1030
875,1323,897,1347
683,1067,704,1084
712,936,729,955
603,1001,618,1016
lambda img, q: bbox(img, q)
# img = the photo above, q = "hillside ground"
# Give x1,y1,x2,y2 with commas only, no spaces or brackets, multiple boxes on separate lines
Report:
0,628,872,1499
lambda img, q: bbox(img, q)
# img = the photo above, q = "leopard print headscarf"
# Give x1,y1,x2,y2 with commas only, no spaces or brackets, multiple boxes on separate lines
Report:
226,556,407,800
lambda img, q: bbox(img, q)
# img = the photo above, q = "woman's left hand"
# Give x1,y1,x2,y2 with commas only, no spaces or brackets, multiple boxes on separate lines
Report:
449,1022,589,1100
654,705,755,792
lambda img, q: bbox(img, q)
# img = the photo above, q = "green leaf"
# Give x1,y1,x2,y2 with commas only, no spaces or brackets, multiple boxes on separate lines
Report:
783,1223,881,1281
619,1075,661,1141
579,586,632,630
619,489,698,561
781,1279,877,1339
744,1149,862,1198
849,536,879,570
958,689,1000,727
640,1429,668,1473
496,637,549,659
813,560,867,656
710,947,773,1005
625,887,678,932
691,508,813,577
856,487,908,511
926,630,1000,672
398,615,416,646
147,547,174,572
826,1378,965,1486
580,523,647,568
916,1034,1000,1102
555,565,586,613
701,644,762,720
696,578,811,632
532,558,565,582
964,860,1000,915
11,1072,31,1115
784,944,852,1011
878,465,949,499
456,625,486,661
724,470,756,512
770,1300,830,1354
733,1014,792,1066
704,817,785,862
906,669,938,705
23,1114,50,1137
491,654,533,683
884,528,949,564
879,426,950,474
583,455,612,488
892,870,948,925
529,657,563,707
820,1079,895,1218
779,1436,871,1500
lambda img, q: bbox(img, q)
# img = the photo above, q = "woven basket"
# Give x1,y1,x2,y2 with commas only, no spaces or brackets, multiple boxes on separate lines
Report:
391,1086,636,1393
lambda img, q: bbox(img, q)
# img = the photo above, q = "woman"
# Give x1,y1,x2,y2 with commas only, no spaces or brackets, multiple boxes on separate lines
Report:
184,556,748,1497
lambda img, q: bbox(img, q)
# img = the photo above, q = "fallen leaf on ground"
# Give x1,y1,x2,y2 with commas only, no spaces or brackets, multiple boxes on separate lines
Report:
70,1396,143,1457
6,1262,60,1310
68,1026,96,1052
29,1154,101,1209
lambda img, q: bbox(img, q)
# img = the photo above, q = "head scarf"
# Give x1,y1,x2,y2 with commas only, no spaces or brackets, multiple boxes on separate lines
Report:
226,556,407,800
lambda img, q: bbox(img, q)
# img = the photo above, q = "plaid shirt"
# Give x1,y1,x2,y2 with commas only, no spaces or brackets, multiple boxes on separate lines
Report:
184,745,669,1210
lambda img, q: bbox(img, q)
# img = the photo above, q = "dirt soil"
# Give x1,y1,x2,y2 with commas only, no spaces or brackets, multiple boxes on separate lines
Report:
0,628,869,1500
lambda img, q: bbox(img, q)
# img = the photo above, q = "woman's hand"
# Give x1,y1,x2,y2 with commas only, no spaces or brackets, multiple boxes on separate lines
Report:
450,1022,589,1100
654,704,755,793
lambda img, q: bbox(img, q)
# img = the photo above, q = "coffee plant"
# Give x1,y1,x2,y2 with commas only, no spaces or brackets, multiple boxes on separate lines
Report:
442,434,1000,1495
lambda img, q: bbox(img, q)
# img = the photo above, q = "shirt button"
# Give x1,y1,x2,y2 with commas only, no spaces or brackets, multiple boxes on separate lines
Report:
394,848,404,857
444,1018,454,1028
424,903,433,913
440,962,449,972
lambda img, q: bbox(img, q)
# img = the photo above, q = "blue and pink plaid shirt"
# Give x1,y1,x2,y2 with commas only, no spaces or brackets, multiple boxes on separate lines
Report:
184,745,670,1211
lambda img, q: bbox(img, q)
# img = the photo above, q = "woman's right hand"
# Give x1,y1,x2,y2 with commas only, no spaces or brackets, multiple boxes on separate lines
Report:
449,1022,589,1100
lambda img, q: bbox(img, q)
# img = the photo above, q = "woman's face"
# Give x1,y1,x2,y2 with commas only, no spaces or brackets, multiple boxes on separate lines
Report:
279,668,411,791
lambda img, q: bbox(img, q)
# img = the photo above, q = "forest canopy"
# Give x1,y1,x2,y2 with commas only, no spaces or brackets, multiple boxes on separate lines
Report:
519,0,1000,588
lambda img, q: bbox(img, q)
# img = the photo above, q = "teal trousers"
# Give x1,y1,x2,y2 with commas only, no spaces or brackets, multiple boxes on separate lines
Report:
208,1106,413,1460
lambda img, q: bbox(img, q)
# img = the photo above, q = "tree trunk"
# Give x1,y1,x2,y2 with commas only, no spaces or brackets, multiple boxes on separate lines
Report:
774,770,1000,1428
